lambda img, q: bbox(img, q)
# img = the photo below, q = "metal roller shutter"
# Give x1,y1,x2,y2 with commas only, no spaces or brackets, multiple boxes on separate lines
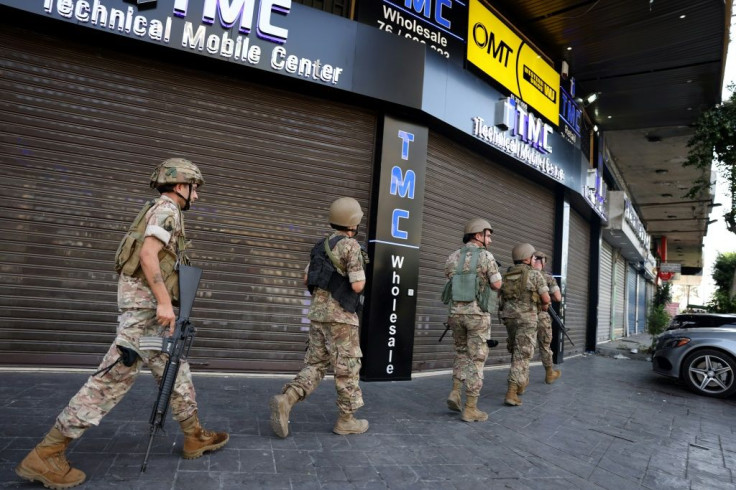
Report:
627,265,638,335
414,131,555,371
637,275,647,334
597,241,614,343
0,23,376,372
565,209,589,353
612,253,626,338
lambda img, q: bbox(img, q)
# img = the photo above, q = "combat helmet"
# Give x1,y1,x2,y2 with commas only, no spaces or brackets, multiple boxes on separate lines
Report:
512,243,536,261
463,218,494,235
149,158,204,190
329,197,363,228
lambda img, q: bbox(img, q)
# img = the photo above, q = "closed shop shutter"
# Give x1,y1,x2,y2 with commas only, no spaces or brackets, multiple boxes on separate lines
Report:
627,265,638,335
637,275,647,334
0,23,376,372
414,132,555,371
565,209,589,353
612,252,626,338
597,241,614,343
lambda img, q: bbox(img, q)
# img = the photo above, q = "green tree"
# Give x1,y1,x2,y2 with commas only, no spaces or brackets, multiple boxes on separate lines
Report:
707,252,736,313
683,84,736,233
647,282,672,347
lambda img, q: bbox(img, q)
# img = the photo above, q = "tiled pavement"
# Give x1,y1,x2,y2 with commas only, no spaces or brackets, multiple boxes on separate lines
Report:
1,352,735,489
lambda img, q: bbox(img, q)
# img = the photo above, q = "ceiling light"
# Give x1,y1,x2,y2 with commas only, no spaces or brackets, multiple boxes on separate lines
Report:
607,115,612,119
584,92,599,104
593,125,599,132
566,46,572,51
680,14,686,19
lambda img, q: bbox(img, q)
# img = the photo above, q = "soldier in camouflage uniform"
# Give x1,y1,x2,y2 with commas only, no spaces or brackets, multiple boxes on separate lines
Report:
15,159,228,489
499,243,550,406
532,251,563,384
443,218,502,422
270,197,369,438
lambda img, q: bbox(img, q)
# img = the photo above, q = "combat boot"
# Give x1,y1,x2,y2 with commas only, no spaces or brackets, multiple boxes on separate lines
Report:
504,383,523,406
333,412,369,435
446,378,463,412
269,387,300,438
15,427,86,489
516,379,529,395
460,395,488,422
179,412,229,459
545,366,561,384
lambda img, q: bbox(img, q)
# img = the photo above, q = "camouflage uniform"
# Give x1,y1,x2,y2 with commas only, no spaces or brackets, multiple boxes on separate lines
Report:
444,243,502,397
536,271,560,368
55,195,198,438
500,265,549,387
282,232,366,414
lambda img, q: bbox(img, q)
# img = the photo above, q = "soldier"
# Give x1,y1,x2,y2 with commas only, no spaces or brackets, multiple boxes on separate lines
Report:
15,158,228,489
442,218,502,422
270,197,369,437
500,243,550,406
532,251,563,383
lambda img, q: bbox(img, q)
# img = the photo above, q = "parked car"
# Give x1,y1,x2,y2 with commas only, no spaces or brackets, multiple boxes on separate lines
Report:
652,313,736,398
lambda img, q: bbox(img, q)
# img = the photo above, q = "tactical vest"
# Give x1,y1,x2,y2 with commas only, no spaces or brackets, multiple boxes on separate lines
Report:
441,246,492,313
113,198,189,305
306,235,362,314
500,264,533,305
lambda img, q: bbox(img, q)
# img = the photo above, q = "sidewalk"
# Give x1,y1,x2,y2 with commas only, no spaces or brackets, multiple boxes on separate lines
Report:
2,352,735,489
595,332,654,361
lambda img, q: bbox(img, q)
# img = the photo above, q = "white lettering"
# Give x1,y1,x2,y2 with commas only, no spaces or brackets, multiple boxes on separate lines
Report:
74,0,90,22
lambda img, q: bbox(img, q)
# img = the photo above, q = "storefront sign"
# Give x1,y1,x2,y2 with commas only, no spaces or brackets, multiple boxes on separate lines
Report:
471,97,565,182
466,0,559,125
355,0,467,62
559,86,582,147
361,116,427,381
660,262,681,273
585,168,608,221
624,197,650,250
6,0,352,88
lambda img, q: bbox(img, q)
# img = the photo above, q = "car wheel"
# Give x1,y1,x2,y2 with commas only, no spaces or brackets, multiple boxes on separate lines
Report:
681,349,736,398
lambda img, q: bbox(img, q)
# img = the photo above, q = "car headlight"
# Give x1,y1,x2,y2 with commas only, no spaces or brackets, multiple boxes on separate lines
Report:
660,337,691,349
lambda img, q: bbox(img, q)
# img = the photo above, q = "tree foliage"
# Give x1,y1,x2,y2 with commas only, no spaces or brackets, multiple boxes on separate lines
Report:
707,252,736,313
684,84,736,233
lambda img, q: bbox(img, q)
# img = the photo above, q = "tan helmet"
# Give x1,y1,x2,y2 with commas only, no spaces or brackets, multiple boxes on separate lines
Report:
512,243,536,261
463,218,494,235
149,158,204,189
329,197,363,227
534,251,548,262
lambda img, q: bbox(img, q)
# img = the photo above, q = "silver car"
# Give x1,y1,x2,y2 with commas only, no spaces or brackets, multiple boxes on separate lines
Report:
652,313,736,398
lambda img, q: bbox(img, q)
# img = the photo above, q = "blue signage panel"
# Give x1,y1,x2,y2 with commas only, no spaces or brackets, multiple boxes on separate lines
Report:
361,116,428,381
3,0,357,90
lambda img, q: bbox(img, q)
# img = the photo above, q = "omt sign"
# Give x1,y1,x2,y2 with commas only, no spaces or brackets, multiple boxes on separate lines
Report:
466,0,559,125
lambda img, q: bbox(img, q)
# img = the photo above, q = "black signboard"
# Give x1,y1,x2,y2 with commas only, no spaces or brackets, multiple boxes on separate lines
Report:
361,116,428,381
355,0,467,63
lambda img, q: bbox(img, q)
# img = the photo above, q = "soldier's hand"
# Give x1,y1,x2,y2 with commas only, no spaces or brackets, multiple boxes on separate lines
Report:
157,304,176,335
541,303,550,312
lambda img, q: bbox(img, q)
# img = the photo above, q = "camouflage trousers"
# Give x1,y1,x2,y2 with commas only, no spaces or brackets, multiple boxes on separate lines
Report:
283,321,364,414
449,314,490,397
537,312,554,368
55,309,198,439
504,317,537,386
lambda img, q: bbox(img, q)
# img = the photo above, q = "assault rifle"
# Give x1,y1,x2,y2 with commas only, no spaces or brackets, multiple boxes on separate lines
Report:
140,264,202,473
438,322,498,348
547,306,575,347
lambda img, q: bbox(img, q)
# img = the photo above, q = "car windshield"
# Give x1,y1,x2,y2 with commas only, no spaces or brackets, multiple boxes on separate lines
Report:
668,314,736,330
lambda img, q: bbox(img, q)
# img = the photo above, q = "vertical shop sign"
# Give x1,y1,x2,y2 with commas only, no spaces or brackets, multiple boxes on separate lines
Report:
361,116,427,381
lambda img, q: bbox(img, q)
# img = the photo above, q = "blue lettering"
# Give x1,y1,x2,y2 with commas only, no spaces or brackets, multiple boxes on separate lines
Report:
390,166,416,199
391,209,410,239
405,0,431,18
398,130,414,160
435,0,451,29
